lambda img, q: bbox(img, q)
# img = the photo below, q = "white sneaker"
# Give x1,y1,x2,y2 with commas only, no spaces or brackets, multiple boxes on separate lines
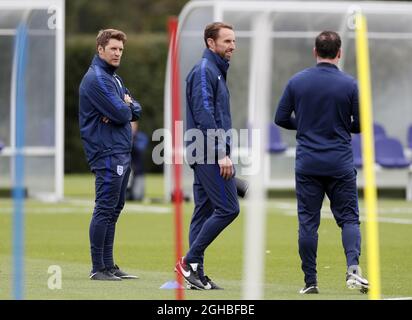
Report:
299,284,319,294
346,265,369,294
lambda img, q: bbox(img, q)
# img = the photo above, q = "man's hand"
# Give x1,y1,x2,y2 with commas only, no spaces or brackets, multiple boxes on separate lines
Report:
218,156,234,180
124,94,133,106
101,116,110,124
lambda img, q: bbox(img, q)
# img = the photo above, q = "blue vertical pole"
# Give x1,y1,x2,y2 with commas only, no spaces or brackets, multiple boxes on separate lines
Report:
13,23,28,300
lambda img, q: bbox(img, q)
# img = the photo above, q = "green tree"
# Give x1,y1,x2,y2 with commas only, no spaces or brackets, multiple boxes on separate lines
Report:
66,0,188,34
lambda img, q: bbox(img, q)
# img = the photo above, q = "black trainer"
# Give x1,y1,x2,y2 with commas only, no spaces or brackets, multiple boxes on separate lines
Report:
187,276,212,290
186,275,223,290
90,269,122,281
185,283,203,290
108,264,139,279
299,283,319,294
174,257,204,290
205,276,223,290
346,265,369,294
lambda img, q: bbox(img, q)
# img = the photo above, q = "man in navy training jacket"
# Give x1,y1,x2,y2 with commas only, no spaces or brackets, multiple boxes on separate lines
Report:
275,31,369,294
175,22,239,290
79,29,142,281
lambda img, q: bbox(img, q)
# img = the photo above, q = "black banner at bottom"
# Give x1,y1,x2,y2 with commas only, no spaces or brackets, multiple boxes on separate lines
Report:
1,299,408,318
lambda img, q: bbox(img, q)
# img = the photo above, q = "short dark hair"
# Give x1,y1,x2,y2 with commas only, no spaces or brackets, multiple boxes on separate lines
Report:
315,31,341,59
96,29,127,51
204,22,233,48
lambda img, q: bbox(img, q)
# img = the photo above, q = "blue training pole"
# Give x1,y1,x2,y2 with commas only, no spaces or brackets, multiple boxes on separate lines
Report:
13,23,28,300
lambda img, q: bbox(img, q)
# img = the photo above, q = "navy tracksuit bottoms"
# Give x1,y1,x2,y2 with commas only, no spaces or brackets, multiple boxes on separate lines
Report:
89,153,131,273
295,169,361,285
185,164,240,266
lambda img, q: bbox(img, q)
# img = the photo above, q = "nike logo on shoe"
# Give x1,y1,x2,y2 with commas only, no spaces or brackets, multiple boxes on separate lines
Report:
175,258,205,290
299,284,319,294
346,265,369,294
179,264,191,278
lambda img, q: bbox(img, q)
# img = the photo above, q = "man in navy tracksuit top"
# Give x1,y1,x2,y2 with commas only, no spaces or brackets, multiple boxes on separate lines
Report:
175,22,239,290
79,29,142,281
275,31,369,294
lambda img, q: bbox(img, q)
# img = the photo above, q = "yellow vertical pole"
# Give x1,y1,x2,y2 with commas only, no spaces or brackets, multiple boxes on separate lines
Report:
355,13,381,300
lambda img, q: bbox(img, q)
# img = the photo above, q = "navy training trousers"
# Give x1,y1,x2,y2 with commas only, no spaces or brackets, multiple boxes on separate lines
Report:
295,168,361,285
89,153,131,273
185,163,240,265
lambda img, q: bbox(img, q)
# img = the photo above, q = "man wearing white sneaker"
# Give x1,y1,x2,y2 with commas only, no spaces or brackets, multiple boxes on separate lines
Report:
275,31,369,294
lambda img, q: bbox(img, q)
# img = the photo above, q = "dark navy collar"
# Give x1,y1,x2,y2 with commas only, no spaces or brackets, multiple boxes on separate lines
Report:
202,48,230,77
316,62,339,70
92,54,118,75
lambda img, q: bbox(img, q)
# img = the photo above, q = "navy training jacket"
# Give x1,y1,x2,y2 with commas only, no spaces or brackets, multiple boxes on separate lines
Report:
185,48,232,164
275,62,360,176
79,55,142,167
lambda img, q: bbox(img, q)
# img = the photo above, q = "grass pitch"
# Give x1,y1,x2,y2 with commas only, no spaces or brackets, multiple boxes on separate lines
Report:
0,174,411,300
